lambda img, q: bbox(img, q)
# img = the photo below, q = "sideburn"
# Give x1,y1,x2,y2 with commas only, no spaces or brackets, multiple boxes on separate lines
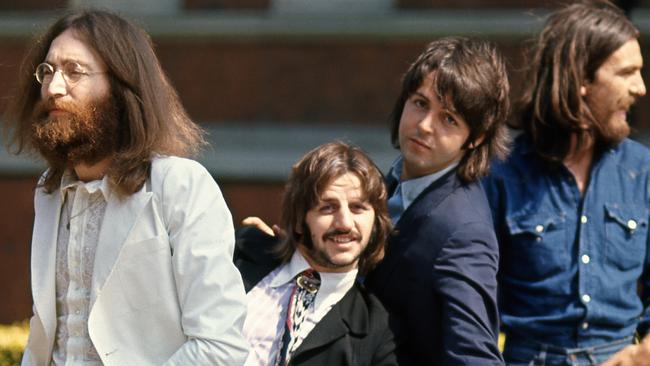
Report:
31,95,121,168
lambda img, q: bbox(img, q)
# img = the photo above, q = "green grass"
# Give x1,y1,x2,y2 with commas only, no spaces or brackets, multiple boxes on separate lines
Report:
0,321,27,366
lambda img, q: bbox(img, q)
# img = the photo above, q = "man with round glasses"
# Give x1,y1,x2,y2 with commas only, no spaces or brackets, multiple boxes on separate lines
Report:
5,9,249,366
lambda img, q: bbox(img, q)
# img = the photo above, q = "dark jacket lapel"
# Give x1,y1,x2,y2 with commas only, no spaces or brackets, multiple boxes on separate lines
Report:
292,283,369,357
368,168,460,292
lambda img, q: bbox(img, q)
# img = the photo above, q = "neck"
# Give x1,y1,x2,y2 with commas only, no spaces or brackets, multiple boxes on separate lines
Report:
563,134,594,194
74,158,111,182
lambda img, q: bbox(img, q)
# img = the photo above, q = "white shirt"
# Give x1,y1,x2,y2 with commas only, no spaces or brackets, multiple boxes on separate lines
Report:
52,172,109,366
243,251,358,366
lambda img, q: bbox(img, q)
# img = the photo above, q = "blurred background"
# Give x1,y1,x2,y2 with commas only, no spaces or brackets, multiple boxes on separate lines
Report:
1,0,649,326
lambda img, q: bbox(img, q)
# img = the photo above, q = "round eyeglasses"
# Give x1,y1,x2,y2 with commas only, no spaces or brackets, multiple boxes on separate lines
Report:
34,61,106,86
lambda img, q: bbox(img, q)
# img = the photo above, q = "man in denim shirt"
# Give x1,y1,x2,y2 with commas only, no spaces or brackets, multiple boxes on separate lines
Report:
483,1,650,365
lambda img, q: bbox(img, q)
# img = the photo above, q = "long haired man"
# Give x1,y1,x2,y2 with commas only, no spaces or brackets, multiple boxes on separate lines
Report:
6,9,249,365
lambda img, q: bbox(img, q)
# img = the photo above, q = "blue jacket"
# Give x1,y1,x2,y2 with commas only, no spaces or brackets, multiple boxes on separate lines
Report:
366,168,503,365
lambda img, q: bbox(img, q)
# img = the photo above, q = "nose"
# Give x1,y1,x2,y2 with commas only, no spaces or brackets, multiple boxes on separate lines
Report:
631,71,646,98
43,70,67,99
333,207,354,231
417,111,436,135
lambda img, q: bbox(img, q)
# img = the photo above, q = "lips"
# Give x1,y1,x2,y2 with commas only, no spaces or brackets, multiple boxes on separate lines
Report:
408,137,431,150
48,108,68,117
324,231,361,244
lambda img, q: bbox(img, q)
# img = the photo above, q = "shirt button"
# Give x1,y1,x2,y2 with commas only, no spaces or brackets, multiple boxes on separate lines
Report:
582,294,591,303
580,215,588,224
581,255,590,264
627,220,638,230
535,225,544,233
582,322,589,329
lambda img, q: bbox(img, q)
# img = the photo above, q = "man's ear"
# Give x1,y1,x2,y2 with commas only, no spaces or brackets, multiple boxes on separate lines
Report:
468,134,485,149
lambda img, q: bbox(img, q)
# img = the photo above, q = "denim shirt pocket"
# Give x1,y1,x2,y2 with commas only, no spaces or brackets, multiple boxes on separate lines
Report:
604,203,648,271
505,212,569,280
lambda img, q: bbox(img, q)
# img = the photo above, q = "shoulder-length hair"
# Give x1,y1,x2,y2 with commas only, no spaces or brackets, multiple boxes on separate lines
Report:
518,0,638,163
4,9,205,196
278,142,391,275
389,36,510,183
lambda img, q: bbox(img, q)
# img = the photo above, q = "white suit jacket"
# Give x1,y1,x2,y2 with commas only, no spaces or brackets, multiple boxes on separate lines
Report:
22,156,249,365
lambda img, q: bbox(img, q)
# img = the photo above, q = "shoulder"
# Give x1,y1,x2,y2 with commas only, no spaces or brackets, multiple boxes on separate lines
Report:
488,134,534,177
150,155,210,179
612,139,650,170
438,180,493,226
149,155,217,192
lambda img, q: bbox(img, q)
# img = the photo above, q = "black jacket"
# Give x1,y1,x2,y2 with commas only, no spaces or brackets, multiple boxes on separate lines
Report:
235,226,398,366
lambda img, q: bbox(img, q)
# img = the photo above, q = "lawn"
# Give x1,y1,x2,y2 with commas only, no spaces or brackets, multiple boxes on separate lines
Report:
0,321,27,366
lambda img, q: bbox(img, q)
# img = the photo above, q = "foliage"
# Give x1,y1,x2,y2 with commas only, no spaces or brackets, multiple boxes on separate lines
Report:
0,321,27,366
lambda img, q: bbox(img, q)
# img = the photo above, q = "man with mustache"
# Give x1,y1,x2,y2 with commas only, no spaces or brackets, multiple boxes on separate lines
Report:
483,1,650,364
236,142,396,366
5,9,249,365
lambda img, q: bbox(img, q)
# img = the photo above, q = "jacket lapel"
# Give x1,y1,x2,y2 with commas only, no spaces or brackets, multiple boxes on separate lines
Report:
293,285,368,357
90,186,152,305
369,169,459,291
31,188,62,347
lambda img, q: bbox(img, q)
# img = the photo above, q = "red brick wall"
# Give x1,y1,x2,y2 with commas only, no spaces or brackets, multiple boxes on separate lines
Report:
0,178,36,323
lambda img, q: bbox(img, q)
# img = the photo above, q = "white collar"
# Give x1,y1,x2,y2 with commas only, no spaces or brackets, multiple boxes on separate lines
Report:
59,170,111,201
270,250,358,310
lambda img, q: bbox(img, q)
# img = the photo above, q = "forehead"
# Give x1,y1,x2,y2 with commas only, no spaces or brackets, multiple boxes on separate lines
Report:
416,72,460,110
600,38,643,71
415,72,437,95
318,173,365,200
45,28,105,69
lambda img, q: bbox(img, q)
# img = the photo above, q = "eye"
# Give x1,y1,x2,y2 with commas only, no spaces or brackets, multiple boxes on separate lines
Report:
318,203,336,214
350,202,371,214
411,95,429,109
63,62,88,82
35,63,54,83
443,113,458,126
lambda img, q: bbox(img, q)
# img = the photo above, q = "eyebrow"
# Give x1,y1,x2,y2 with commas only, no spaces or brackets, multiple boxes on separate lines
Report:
411,91,430,100
44,57,93,70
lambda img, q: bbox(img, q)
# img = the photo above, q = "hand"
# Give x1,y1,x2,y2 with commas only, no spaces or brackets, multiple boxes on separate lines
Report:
241,216,283,237
601,335,650,366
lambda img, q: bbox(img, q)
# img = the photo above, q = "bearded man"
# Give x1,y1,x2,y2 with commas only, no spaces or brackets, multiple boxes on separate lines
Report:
483,1,650,364
4,9,249,365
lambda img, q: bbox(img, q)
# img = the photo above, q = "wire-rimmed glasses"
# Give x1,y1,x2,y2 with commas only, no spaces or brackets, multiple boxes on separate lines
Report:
34,61,106,86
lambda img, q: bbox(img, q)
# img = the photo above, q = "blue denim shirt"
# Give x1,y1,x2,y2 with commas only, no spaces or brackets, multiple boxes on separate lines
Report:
483,135,650,348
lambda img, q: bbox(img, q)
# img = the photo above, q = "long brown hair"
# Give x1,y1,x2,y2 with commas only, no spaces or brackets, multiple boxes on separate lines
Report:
4,9,205,195
518,0,638,163
389,36,510,183
278,142,391,275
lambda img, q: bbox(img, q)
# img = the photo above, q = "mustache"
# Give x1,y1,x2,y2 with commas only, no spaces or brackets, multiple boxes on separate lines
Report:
33,98,78,120
322,229,361,241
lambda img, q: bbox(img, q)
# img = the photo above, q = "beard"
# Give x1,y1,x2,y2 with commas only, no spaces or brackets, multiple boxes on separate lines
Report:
30,95,120,168
596,113,630,147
